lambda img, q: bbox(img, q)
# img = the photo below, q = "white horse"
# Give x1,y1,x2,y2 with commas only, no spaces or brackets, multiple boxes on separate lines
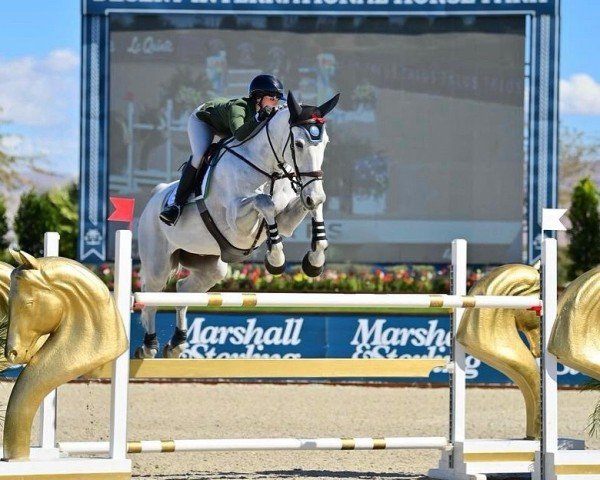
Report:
136,91,339,358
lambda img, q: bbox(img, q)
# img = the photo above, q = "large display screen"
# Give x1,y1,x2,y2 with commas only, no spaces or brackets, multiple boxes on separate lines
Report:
108,14,525,263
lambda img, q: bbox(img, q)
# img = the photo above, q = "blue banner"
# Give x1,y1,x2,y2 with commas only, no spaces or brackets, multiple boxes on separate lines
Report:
129,311,588,386
84,0,555,16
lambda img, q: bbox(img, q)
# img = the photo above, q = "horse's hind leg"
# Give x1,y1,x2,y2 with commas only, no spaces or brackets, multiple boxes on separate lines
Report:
136,273,170,358
136,233,172,359
164,306,189,359
163,253,228,358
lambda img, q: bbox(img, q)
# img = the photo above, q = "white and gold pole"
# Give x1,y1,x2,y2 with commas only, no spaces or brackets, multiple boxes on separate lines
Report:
133,292,541,310
110,230,133,462
449,239,467,472
60,436,449,455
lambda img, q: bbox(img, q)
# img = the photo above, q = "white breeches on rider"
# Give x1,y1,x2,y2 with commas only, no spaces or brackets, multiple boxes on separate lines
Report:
188,113,216,169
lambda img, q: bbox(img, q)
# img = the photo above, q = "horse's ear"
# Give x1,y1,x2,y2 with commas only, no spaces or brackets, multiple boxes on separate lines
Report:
8,249,21,265
317,93,340,117
10,250,41,270
287,91,302,123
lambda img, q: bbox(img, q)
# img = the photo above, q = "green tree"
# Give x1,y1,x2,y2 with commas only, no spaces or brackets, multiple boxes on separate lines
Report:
559,127,600,207
13,184,79,258
0,195,9,250
14,190,56,256
567,177,600,280
47,183,78,258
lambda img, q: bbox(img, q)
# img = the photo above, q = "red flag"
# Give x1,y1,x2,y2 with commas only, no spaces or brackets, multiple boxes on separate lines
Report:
108,197,135,230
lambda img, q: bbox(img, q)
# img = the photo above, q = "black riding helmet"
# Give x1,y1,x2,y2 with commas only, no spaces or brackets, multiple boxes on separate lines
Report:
249,74,284,100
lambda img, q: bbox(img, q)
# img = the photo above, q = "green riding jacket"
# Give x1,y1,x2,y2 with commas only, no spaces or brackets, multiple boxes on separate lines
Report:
195,97,259,141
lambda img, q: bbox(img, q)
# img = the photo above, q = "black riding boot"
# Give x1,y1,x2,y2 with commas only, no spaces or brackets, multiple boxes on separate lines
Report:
159,160,198,226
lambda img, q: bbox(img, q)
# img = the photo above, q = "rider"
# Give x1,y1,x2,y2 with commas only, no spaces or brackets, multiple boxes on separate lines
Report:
159,74,285,226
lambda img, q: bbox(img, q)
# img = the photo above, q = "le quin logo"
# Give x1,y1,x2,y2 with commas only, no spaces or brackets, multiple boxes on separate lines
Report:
126,36,174,55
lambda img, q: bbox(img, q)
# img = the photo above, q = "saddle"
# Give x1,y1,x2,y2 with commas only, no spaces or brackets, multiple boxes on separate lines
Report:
163,140,223,208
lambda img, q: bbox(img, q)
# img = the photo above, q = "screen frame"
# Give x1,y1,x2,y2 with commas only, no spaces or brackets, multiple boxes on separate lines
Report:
79,0,560,264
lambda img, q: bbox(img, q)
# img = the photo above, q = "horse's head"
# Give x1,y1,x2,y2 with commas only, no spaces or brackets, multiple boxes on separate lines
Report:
497,265,542,357
457,263,542,439
2,251,128,462
285,90,339,211
460,264,541,356
549,266,600,379
5,251,61,364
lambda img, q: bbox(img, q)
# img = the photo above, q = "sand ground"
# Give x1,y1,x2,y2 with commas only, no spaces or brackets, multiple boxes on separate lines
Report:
1,381,599,480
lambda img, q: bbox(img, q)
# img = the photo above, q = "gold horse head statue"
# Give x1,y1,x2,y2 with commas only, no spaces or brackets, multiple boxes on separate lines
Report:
3,251,128,461
456,264,541,439
549,266,600,380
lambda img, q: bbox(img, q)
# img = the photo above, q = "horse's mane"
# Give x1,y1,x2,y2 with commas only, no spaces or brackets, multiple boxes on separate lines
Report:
549,266,600,379
568,266,600,313
471,264,540,297
0,262,13,372
0,261,12,314
555,266,600,330
268,104,290,125
12,258,117,322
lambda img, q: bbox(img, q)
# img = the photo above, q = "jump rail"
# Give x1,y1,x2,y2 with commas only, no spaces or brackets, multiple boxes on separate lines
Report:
133,291,542,310
60,436,449,454
88,358,448,379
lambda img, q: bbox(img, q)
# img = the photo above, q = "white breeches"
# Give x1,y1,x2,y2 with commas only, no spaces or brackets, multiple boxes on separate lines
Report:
187,113,216,168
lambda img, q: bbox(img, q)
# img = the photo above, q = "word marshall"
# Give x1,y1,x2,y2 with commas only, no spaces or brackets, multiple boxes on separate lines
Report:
184,317,304,359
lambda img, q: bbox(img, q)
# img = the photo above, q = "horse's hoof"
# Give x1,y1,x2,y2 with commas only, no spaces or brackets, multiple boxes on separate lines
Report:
302,252,324,278
265,258,286,275
134,345,157,359
163,343,185,359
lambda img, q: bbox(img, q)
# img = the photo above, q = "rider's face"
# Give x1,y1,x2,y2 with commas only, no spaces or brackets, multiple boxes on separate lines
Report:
259,95,280,109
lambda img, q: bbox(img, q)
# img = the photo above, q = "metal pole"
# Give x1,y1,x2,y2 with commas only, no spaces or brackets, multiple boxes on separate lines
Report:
38,232,60,450
110,230,132,460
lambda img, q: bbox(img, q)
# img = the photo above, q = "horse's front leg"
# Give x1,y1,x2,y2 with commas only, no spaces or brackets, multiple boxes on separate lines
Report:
303,204,328,277
275,198,327,277
229,194,286,275
275,195,309,237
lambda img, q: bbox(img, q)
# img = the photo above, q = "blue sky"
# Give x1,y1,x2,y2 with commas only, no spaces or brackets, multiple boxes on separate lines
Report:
559,0,600,135
0,0,599,178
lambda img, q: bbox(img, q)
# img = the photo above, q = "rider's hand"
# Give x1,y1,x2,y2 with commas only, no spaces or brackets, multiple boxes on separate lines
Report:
257,105,276,122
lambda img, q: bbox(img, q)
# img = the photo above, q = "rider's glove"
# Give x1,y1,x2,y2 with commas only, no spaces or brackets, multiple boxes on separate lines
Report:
257,105,276,122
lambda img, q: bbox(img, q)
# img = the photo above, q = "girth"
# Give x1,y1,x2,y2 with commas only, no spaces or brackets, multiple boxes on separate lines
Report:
195,198,259,263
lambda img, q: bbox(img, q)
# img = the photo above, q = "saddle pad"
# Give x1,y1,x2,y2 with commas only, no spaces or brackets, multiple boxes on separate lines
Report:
163,141,224,209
